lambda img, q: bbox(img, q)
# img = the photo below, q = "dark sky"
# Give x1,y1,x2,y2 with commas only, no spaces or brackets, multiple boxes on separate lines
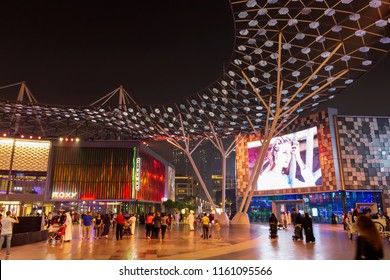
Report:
0,0,389,115
0,0,234,106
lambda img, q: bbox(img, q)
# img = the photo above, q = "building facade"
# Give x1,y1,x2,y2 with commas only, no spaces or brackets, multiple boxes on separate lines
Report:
235,108,390,223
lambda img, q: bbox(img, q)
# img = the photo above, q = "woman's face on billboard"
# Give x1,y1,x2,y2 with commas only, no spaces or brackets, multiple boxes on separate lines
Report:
274,142,292,168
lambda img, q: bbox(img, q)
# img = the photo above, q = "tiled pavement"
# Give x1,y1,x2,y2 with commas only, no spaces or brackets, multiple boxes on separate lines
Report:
2,222,390,260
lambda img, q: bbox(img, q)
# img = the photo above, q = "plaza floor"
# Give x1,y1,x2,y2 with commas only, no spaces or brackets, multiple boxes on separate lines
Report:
2,222,390,260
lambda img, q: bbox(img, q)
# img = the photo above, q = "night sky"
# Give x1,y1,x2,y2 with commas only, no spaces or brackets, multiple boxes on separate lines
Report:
0,0,389,115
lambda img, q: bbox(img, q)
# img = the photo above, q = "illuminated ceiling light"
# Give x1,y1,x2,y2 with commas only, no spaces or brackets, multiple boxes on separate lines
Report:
342,0,353,3
306,61,315,67
376,19,387,27
65,138,69,141
248,38,256,44
292,71,300,77
369,0,381,8
309,22,319,29
76,138,80,142
380,37,390,44
239,29,249,36
248,20,258,27
332,25,342,32
279,7,289,15
257,29,266,36
341,55,351,61
238,11,248,19
301,7,311,15
59,137,64,141
295,33,305,40
288,19,298,26
301,47,311,54
324,9,335,16
259,60,267,66
355,30,366,37
268,19,277,26
349,13,360,21
288,57,297,64
247,0,257,7
362,60,372,66
316,36,326,43
21,135,25,138
258,8,268,16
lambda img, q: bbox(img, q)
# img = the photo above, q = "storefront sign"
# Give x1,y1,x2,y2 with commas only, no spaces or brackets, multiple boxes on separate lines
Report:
52,192,77,199
135,157,141,191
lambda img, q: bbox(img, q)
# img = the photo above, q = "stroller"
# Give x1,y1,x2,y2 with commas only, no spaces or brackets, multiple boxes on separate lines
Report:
269,222,278,239
123,221,131,237
292,224,303,241
48,225,66,244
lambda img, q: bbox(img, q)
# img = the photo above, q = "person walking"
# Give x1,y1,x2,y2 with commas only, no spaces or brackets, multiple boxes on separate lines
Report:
355,215,383,260
213,220,222,240
145,212,154,239
160,213,168,240
152,212,162,239
201,213,210,240
302,213,315,243
94,213,103,239
281,212,288,230
63,212,73,242
115,212,125,240
82,211,93,240
0,211,19,256
101,214,111,239
188,211,195,231
129,213,137,235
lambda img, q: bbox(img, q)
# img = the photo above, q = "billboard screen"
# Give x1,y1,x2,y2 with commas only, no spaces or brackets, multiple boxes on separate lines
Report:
248,127,322,191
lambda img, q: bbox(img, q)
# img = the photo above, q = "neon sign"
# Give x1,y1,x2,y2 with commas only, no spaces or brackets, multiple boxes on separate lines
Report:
52,192,77,199
135,157,141,191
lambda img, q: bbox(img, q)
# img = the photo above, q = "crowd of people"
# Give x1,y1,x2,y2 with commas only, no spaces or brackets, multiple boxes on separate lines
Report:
1,207,388,259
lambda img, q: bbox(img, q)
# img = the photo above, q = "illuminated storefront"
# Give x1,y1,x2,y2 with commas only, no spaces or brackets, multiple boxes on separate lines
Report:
236,109,390,223
0,137,51,215
49,140,172,214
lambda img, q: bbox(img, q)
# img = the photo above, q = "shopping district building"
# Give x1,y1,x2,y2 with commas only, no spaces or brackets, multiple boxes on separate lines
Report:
0,1,389,223
0,108,389,223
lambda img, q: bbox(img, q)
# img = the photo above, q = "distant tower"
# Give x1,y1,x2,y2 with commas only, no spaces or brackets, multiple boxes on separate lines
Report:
172,148,190,176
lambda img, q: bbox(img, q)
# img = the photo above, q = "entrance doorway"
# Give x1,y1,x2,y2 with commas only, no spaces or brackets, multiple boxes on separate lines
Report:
356,203,378,213
272,200,304,221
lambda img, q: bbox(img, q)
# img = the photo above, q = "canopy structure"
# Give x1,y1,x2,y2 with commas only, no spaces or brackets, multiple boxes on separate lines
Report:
0,0,389,140
0,1,389,223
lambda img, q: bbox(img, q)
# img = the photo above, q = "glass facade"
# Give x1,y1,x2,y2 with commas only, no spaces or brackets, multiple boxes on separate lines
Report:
248,191,383,224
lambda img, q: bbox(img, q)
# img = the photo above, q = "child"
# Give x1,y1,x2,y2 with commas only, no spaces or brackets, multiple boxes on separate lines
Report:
214,220,221,240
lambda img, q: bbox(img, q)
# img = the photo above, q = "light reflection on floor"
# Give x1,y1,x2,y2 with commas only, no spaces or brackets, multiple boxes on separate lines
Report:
2,222,389,260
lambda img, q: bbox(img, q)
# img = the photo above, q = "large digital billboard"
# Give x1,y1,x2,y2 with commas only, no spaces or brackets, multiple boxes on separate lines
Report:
248,127,322,191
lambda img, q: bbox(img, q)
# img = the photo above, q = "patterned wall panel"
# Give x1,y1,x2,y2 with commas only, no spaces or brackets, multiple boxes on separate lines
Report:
0,138,13,171
236,109,337,197
0,138,51,172
12,140,51,171
336,116,390,208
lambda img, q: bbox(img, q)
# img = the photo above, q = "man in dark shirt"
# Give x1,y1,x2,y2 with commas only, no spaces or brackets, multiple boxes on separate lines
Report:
82,212,93,240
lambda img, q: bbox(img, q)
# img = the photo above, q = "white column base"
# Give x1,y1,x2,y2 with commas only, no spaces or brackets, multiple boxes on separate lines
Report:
230,212,250,226
214,212,230,226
